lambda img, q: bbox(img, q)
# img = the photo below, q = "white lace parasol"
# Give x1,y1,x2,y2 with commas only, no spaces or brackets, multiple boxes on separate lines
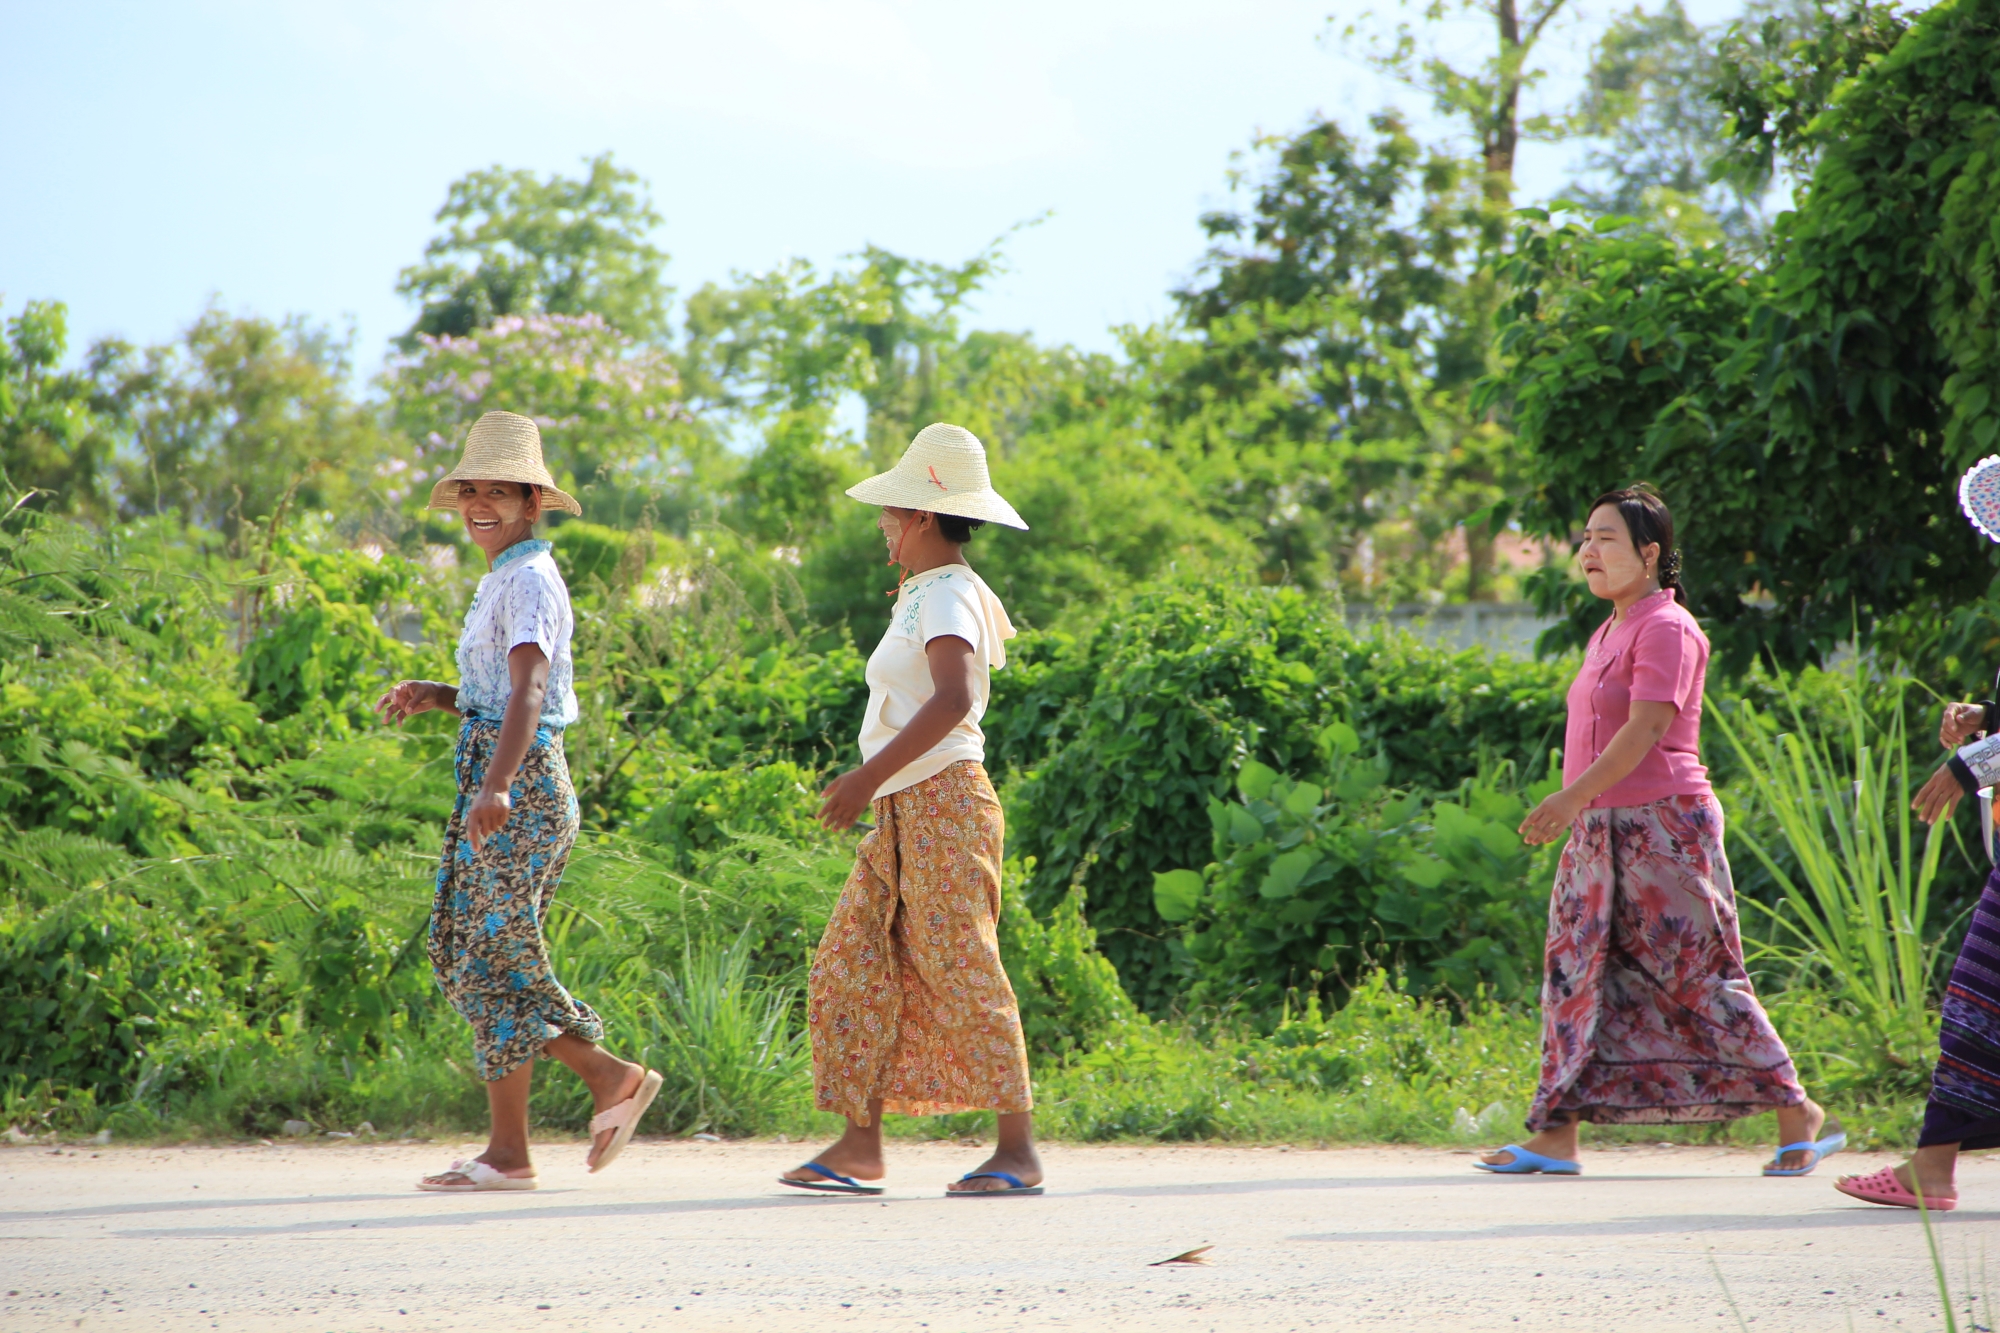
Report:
1961,455,2000,543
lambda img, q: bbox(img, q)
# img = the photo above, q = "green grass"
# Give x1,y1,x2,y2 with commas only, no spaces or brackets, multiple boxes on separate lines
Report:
1711,671,1948,1073
4,962,1928,1155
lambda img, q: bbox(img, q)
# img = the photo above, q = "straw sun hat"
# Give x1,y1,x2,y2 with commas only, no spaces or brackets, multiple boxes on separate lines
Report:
845,422,1027,530
425,410,583,517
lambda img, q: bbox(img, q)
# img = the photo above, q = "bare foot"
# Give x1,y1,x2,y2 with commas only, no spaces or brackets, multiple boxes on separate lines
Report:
946,1145,1044,1193
1480,1125,1579,1169
584,1061,646,1171
779,1134,885,1186
1769,1098,1828,1173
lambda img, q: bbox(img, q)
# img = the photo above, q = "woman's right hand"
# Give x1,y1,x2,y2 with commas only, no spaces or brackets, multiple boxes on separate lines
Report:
1941,702,1987,749
376,680,451,726
465,789,513,851
817,768,877,831
1519,786,1586,846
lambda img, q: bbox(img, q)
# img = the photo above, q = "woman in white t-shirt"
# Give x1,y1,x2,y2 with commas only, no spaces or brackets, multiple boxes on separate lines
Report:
778,423,1043,1198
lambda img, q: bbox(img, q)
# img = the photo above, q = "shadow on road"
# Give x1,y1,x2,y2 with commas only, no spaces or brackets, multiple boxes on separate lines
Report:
1293,1209,2000,1242
105,1192,893,1238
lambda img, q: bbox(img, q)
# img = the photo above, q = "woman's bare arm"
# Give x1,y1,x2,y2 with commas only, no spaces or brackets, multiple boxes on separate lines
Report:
374,679,462,723
465,644,550,850
819,635,976,830
1519,699,1679,845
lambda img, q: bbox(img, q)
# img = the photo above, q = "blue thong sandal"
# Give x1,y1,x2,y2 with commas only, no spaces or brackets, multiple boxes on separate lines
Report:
1474,1146,1582,1175
1763,1130,1847,1177
947,1171,1044,1197
778,1162,885,1195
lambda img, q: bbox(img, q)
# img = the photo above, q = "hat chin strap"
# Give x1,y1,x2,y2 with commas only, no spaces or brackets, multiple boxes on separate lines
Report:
886,513,916,598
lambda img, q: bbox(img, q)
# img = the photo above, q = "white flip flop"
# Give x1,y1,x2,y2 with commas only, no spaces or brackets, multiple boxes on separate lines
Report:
417,1158,537,1192
588,1068,663,1174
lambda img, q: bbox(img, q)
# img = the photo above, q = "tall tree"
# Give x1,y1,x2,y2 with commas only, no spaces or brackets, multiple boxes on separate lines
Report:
104,309,388,554
1563,1,1765,244
0,301,120,519
397,153,670,344
1484,0,2000,671
680,241,1004,465
385,312,704,532
1559,0,1903,249
1345,0,1575,203
1707,0,1914,198
1157,113,1512,598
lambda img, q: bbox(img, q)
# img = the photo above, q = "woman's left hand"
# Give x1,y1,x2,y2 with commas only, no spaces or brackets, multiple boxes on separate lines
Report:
1913,764,1968,826
1519,788,1585,846
818,769,876,831
466,790,513,851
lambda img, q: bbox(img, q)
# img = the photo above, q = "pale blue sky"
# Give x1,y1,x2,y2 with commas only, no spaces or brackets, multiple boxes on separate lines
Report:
2,0,1747,377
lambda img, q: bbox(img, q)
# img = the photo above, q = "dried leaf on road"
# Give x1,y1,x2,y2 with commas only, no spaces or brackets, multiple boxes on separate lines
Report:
1149,1246,1214,1266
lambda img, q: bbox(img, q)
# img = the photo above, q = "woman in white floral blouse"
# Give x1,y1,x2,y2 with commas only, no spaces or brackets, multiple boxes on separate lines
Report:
375,411,659,1193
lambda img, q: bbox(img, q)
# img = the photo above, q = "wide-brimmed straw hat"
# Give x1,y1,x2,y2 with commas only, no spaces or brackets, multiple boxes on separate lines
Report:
426,410,583,517
844,422,1027,530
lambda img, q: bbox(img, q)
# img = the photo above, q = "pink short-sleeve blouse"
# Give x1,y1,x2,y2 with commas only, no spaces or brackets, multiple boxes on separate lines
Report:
1562,588,1713,808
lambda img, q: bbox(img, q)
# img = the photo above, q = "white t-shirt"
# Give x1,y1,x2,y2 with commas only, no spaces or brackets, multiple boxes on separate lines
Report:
454,539,578,729
858,563,1015,799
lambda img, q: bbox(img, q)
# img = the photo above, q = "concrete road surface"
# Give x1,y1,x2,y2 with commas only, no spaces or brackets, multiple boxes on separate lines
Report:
2,1139,1995,1331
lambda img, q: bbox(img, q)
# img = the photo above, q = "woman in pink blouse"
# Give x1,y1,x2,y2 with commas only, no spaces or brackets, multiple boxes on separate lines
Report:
1477,486,1837,1178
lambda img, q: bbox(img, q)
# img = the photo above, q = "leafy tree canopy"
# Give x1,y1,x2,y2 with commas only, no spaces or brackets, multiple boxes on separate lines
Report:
0,302,121,519
681,240,1006,465
1487,0,2000,670
1155,113,1516,600
396,153,670,344
1344,0,1577,201
384,312,705,533
1707,0,1914,195
1562,0,1777,246
102,309,390,553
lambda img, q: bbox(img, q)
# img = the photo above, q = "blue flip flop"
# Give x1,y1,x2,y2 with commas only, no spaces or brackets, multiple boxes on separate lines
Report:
1763,1130,1847,1177
947,1171,1044,1197
1474,1145,1582,1175
778,1162,885,1195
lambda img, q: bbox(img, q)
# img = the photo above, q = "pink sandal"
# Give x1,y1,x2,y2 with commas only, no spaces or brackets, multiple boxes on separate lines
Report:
587,1068,662,1174
1834,1166,1958,1211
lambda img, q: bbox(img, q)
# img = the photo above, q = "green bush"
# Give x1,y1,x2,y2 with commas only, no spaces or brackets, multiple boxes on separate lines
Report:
240,545,451,728
292,891,432,1056
595,935,812,1138
0,503,1943,1148
998,871,1137,1060
0,656,270,856
1161,729,1560,1016
551,520,657,592
991,580,1568,1012
0,890,227,1103
1029,971,1545,1145
637,761,825,870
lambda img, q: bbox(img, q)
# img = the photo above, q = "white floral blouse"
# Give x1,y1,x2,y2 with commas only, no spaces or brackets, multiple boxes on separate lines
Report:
454,539,577,728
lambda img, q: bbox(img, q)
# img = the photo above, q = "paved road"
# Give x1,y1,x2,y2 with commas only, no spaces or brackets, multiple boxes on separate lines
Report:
2,1140,1993,1331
